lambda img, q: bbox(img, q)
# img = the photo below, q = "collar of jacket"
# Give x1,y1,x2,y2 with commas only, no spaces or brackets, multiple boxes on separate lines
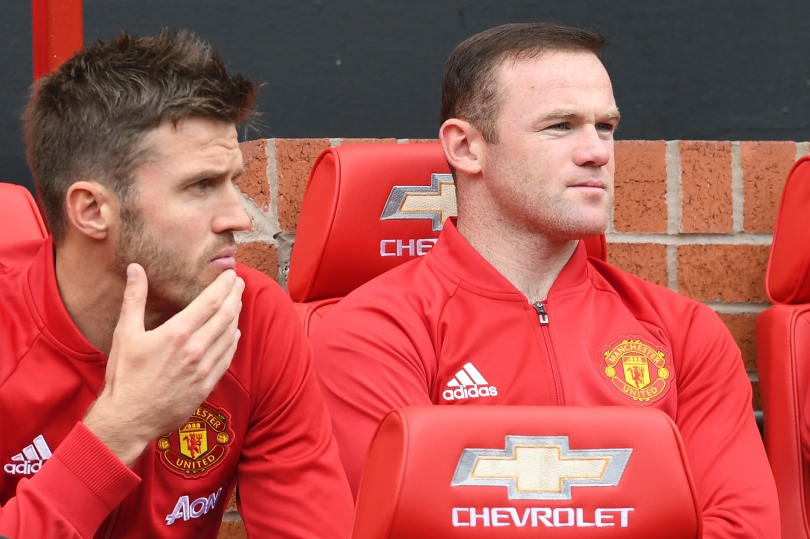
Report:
23,236,106,361
427,217,591,300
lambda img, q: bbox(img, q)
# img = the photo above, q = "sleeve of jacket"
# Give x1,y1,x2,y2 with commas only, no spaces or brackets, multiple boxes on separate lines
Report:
0,422,140,539
310,287,438,498
674,304,779,538
235,280,354,539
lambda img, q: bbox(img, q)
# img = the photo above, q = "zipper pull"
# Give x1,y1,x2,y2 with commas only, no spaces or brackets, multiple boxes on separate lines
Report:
533,302,549,325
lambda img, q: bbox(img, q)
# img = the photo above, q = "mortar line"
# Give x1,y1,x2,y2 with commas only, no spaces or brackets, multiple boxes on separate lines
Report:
605,232,772,245
234,191,278,243
665,140,681,235
666,244,678,292
329,138,342,147
703,302,770,314
797,142,810,160
731,141,744,233
266,139,291,288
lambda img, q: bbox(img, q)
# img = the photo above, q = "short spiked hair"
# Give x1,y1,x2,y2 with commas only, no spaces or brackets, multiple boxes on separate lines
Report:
23,29,257,242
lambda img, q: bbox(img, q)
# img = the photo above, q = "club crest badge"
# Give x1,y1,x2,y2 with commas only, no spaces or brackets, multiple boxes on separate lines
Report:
157,405,232,478
601,337,671,404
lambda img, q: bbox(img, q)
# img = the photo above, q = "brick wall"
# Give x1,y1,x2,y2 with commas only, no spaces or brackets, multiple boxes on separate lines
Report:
220,138,808,537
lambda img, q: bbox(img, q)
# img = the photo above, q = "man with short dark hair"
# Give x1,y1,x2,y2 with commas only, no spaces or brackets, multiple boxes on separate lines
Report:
0,30,352,538
312,23,779,537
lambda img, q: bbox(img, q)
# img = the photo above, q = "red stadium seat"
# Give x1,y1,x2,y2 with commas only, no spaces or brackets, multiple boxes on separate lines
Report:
0,183,47,244
288,143,607,335
352,406,700,539
756,154,810,538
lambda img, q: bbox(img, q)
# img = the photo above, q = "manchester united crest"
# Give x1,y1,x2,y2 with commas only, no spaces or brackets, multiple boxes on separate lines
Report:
601,337,671,404
157,405,232,478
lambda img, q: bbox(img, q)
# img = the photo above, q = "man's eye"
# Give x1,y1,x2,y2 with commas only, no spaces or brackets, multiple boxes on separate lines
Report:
548,123,569,131
597,123,616,132
192,179,210,190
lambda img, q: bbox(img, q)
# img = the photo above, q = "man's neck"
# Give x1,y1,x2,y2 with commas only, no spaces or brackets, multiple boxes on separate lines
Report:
54,241,125,357
456,216,578,304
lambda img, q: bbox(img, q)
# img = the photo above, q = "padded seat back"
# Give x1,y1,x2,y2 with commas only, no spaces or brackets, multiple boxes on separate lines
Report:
756,154,810,538
0,183,47,244
288,143,607,334
352,406,700,539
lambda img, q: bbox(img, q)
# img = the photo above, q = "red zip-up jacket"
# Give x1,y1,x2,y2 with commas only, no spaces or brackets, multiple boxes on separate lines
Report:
312,219,779,539
0,238,353,539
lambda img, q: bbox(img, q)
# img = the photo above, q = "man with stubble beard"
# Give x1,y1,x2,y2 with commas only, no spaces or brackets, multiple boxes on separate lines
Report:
0,30,352,538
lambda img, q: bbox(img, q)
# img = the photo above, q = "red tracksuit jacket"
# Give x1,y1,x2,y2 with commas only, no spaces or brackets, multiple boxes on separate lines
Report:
0,238,353,538
312,219,779,539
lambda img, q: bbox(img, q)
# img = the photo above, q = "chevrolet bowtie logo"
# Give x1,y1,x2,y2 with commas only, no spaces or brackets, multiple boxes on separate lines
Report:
380,173,456,232
452,436,632,500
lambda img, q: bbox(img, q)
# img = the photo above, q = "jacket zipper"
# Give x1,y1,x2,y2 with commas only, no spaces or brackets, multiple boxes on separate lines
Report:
533,302,564,405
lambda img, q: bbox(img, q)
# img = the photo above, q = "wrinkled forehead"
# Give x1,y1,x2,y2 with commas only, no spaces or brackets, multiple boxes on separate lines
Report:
129,118,243,196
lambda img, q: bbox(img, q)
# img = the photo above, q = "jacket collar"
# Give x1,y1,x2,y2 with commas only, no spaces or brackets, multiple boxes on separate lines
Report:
24,237,106,361
428,218,590,299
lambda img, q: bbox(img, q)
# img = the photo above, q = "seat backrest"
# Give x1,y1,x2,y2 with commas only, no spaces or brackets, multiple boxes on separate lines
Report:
288,143,607,334
352,405,700,539
756,154,810,538
0,183,47,244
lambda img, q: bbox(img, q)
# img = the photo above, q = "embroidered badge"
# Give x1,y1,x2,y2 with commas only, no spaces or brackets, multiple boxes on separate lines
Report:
157,405,232,478
601,337,671,404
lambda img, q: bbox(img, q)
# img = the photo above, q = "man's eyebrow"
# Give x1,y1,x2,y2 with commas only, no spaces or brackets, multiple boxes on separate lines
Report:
601,109,622,122
185,166,246,183
536,108,622,123
537,109,581,122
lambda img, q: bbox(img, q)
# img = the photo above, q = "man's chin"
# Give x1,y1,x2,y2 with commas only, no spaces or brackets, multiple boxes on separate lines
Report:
549,217,608,242
201,263,232,284
144,277,211,316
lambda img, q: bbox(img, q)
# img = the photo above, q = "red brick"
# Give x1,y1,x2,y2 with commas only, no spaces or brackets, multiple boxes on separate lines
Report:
716,312,758,371
741,141,795,233
276,139,330,232
607,243,668,287
677,245,769,302
679,141,732,233
339,138,398,145
217,520,246,539
236,140,270,210
235,242,278,281
613,141,667,233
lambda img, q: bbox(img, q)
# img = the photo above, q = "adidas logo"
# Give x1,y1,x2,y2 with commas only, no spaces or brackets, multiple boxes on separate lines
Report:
4,435,52,475
442,362,498,401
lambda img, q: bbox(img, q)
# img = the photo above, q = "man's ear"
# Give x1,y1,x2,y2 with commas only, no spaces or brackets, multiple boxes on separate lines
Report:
64,181,118,240
439,119,486,177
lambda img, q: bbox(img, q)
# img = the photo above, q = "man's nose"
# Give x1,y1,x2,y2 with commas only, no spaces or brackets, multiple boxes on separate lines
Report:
214,183,251,233
572,125,612,168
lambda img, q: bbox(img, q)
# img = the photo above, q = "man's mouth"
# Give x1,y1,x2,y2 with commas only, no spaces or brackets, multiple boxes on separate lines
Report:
209,247,237,270
569,179,606,189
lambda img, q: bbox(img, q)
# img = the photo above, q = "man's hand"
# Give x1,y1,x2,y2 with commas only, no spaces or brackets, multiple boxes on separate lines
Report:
84,263,244,467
